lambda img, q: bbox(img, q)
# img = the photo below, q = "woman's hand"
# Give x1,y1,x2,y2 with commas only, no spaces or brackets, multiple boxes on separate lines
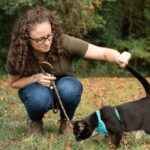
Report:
34,73,56,87
117,52,131,67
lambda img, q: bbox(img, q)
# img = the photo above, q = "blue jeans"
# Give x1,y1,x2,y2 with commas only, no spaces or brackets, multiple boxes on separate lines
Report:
18,76,83,121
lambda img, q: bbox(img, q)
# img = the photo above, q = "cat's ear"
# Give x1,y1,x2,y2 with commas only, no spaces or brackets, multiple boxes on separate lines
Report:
73,121,86,133
77,121,85,132
73,120,86,133
71,120,84,127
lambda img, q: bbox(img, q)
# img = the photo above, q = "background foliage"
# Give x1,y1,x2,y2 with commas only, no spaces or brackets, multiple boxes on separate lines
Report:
0,0,150,76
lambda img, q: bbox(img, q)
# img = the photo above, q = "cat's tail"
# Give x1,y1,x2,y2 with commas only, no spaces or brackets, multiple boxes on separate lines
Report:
126,65,150,96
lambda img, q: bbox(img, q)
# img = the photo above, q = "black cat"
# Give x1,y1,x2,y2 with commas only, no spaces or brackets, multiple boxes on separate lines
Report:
73,65,150,148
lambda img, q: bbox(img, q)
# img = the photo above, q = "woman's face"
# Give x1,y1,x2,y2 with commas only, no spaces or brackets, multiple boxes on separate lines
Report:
29,20,53,53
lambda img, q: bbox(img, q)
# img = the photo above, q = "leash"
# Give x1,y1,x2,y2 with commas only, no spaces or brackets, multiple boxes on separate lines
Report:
40,61,70,121
52,82,70,121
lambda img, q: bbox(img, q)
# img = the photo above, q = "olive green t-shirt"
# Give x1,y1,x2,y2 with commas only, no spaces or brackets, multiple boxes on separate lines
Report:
6,34,88,77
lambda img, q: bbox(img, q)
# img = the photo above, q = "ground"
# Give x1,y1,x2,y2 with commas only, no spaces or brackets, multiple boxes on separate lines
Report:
1,76,150,150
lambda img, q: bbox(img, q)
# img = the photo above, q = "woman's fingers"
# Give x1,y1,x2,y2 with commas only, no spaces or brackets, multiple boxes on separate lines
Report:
36,73,56,87
40,79,51,87
118,52,131,67
43,74,56,80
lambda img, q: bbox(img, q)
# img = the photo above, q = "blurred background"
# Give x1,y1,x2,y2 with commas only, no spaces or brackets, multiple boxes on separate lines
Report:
0,0,150,77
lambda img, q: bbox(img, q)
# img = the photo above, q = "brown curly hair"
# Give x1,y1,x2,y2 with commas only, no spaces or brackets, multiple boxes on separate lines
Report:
7,6,63,75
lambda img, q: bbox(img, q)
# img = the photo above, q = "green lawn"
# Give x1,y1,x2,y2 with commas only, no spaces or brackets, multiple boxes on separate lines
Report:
1,76,150,150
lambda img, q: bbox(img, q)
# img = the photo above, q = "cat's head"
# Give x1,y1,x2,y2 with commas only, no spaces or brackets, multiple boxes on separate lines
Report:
73,120,94,142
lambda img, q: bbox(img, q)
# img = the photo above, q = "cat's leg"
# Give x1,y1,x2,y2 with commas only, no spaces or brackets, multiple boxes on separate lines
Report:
110,132,123,148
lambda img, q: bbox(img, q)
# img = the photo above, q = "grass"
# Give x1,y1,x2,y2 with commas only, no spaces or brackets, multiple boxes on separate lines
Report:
1,75,150,150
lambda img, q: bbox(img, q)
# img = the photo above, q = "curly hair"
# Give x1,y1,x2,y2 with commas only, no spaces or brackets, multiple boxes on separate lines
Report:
8,6,63,75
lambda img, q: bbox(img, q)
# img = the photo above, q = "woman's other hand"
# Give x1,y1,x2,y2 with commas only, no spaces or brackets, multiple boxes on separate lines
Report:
117,52,131,67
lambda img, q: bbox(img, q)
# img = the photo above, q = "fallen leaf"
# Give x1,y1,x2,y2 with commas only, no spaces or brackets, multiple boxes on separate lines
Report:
0,96,5,101
64,141,73,150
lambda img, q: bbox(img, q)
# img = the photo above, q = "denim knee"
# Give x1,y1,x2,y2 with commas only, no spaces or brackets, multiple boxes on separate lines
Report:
56,76,83,119
19,83,53,121
56,76,83,106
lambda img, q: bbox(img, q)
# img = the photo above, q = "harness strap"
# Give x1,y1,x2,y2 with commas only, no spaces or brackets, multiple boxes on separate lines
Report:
96,108,121,134
114,108,120,120
96,110,109,134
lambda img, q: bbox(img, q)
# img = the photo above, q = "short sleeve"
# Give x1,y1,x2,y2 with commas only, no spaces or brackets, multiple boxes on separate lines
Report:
62,34,89,58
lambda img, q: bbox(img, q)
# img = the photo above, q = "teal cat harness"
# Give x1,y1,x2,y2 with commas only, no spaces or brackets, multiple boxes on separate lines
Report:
96,108,120,134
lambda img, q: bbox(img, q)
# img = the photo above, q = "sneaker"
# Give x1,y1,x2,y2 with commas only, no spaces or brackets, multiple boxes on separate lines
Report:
58,119,73,135
27,119,44,135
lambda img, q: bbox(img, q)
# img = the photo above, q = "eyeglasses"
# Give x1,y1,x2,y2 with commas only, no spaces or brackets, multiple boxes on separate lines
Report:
29,33,54,44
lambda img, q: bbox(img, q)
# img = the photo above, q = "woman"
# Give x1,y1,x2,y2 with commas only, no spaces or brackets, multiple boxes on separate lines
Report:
6,6,131,135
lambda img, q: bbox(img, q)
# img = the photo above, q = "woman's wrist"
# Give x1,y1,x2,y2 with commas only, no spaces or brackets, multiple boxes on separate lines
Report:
115,52,121,65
